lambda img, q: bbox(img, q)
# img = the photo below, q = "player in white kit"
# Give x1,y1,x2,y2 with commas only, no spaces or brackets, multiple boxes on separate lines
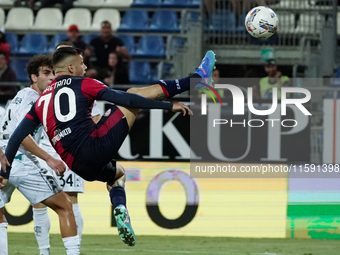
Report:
0,55,79,255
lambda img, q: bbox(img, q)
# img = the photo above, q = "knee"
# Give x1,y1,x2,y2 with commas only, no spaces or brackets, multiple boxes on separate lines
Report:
115,163,125,179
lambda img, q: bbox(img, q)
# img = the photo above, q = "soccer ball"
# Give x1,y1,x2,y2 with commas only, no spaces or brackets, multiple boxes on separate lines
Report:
245,6,278,39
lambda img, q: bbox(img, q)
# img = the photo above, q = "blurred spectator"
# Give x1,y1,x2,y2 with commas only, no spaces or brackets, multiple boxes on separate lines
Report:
0,27,10,65
0,51,18,95
40,0,75,11
67,25,87,51
66,25,95,77
103,51,129,87
90,21,130,80
253,59,290,99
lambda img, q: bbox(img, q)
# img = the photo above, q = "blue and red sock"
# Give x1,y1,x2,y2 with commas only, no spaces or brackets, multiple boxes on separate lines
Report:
110,186,126,208
158,73,201,98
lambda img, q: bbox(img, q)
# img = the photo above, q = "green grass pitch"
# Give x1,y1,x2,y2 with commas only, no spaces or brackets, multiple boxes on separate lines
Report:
7,233,340,255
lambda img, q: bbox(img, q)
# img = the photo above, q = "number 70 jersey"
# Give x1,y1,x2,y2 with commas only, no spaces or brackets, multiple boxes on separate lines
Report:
29,75,108,166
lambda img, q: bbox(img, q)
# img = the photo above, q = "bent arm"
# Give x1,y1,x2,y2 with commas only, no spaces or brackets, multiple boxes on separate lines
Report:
98,88,173,110
21,135,55,163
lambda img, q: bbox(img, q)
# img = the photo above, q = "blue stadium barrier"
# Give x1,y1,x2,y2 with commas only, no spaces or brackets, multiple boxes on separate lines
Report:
116,34,135,55
129,61,152,84
5,33,19,55
118,10,149,32
131,0,162,7
18,33,48,55
48,33,68,53
162,0,192,7
149,11,180,32
10,58,30,82
134,35,166,58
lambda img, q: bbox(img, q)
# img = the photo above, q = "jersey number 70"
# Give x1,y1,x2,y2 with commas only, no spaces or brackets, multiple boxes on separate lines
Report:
38,87,77,132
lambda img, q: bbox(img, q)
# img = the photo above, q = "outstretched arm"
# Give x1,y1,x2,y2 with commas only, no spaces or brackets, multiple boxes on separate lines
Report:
98,88,174,110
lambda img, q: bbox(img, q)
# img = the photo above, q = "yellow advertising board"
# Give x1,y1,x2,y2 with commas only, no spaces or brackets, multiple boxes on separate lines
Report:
6,162,288,238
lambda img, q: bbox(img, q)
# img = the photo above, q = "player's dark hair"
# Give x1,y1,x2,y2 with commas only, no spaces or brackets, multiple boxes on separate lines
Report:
52,47,83,67
0,50,6,58
55,41,75,49
26,54,53,84
101,20,111,27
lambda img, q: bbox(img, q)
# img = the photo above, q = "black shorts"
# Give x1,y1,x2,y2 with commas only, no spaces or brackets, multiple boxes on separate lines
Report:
71,105,129,182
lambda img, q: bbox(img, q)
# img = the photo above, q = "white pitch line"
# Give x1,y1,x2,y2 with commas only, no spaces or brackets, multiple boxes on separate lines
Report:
24,246,281,255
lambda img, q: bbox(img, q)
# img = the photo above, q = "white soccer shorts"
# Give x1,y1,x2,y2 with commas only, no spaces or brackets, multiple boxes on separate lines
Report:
2,157,61,205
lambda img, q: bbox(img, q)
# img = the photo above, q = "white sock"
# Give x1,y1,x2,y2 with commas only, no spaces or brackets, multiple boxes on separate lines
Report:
32,208,50,255
62,235,80,255
0,222,8,255
72,204,83,244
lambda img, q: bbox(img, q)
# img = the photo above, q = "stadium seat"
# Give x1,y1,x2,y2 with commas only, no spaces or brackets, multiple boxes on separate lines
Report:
162,0,192,7
103,0,133,7
18,33,48,55
134,35,166,58
82,34,99,45
63,8,92,31
116,34,135,55
5,7,34,30
48,33,68,53
129,61,152,84
295,13,322,35
132,0,162,7
190,0,201,8
208,10,236,32
5,33,19,55
149,11,180,32
0,8,4,26
0,0,13,6
277,12,295,34
33,8,63,31
10,59,30,82
90,9,120,32
118,10,149,32
74,0,104,7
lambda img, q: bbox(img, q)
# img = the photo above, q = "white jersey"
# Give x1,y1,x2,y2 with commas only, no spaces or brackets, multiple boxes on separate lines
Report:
0,88,43,176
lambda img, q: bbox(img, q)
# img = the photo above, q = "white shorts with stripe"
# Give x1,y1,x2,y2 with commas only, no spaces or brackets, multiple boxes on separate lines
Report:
2,156,61,205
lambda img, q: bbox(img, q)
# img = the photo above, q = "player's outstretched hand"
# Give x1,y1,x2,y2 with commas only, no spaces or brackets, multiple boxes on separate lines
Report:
172,102,193,116
0,148,10,173
0,176,8,189
46,156,66,176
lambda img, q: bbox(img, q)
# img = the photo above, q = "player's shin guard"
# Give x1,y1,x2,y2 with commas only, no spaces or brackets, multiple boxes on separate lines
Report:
33,208,50,255
109,186,126,208
72,204,83,244
62,235,80,255
0,222,8,255
158,73,201,98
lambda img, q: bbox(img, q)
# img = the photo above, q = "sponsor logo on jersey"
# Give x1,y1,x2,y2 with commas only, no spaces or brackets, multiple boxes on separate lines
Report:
104,109,111,117
52,127,72,145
